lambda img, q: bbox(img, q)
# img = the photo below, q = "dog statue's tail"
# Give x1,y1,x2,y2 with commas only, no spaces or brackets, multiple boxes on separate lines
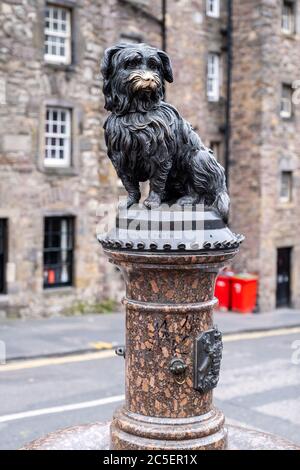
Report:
213,190,230,224
192,146,230,223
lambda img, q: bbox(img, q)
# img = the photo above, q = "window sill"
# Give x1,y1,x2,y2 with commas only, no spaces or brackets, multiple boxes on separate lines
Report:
280,115,294,122
43,286,75,296
281,31,296,40
277,202,295,209
206,14,220,20
39,165,79,177
44,62,77,73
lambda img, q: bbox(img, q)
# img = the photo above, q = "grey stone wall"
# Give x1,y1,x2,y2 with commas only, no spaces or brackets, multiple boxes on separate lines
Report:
230,0,300,311
0,0,161,317
1,0,299,316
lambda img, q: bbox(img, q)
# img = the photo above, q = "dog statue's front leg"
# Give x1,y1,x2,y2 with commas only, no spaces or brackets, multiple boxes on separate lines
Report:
110,156,141,208
118,172,141,209
144,160,172,209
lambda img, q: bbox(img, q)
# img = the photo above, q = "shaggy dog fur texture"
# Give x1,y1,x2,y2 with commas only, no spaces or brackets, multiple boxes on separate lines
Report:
101,43,230,222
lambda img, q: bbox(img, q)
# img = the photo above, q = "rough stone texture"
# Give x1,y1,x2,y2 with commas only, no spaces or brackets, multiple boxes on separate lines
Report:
103,248,238,450
230,0,300,311
167,0,228,168
23,421,300,450
0,0,162,317
1,0,299,316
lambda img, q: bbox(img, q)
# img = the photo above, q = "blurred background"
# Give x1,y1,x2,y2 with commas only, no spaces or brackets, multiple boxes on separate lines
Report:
0,0,299,450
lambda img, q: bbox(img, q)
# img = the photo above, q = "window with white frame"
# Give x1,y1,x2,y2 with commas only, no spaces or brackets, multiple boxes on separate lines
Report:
44,5,71,64
45,107,71,167
281,1,295,34
207,53,220,102
280,84,293,118
206,0,220,18
280,171,293,202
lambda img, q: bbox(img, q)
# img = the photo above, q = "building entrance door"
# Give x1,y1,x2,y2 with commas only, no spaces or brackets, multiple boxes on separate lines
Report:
276,247,292,308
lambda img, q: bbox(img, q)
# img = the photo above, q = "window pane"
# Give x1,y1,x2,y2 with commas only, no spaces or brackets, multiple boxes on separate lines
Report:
280,171,293,202
207,53,220,101
44,5,71,64
44,106,71,167
282,1,294,33
44,217,74,288
280,84,293,118
207,0,219,17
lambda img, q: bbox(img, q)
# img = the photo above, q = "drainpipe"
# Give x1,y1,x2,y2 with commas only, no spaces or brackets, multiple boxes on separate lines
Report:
162,0,167,51
224,0,233,186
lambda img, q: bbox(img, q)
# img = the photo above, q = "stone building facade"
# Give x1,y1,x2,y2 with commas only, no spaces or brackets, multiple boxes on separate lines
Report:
0,0,299,316
0,0,162,317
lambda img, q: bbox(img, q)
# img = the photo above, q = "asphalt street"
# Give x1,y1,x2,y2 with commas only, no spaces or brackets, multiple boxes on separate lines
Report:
0,329,299,450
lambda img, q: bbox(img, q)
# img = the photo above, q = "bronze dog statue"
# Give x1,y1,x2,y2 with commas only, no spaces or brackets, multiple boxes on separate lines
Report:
101,43,230,222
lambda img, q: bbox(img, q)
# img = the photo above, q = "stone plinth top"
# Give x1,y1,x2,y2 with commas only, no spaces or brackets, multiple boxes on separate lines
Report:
98,204,244,252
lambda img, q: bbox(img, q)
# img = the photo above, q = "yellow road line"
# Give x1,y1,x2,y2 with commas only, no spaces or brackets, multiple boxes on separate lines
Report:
89,341,113,350
223,326,300,343
0,349,116,372
0,326,299,373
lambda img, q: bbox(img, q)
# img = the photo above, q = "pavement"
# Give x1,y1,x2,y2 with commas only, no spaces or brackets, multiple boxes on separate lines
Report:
0,307,300,361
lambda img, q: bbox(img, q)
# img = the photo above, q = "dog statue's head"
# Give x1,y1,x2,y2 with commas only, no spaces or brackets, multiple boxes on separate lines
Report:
101,43,173,115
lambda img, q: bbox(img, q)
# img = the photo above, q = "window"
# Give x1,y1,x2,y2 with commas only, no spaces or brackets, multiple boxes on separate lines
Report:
280,171,293,202
280,84,293,118
209,142,221,161
207,53,220,102
45,107,71,167
281,1,295,34
44,5,71,64
43,217,74,289
206,0,220,18
0,220,7,294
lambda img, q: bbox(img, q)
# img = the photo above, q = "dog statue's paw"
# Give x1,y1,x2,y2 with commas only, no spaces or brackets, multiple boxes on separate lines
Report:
143,191,161,210
119,195,140,210
177,195,199,206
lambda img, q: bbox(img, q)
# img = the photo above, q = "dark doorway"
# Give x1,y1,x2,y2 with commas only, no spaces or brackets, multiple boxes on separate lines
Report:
0,219,7,294
276,247,292,308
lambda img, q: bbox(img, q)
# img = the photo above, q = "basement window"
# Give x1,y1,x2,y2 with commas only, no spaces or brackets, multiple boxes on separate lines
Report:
280,84,293,119
281,1,295,35
206,0,220,18
44,5,72,64
0,219,7,294
280,171,293,202
43,217,74,289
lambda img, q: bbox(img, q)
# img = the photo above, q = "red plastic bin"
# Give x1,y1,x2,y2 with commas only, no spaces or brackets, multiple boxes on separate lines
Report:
215,273,234,310
231,275,258,314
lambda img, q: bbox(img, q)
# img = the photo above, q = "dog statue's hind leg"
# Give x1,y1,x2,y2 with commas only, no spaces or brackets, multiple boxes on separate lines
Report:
177,186,200,206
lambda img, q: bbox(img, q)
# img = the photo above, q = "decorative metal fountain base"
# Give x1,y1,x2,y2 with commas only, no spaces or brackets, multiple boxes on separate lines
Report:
23,206,299,451
23,421,299,450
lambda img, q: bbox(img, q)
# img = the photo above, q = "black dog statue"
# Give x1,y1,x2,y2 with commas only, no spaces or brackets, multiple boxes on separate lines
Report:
101,43,230,222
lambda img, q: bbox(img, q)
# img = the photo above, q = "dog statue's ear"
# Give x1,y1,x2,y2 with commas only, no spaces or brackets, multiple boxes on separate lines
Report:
101,44,128,111
101,44,127,79
157,50,173,83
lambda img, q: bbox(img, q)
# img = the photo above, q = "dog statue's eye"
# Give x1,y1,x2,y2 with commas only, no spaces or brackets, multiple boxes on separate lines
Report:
125,58,141,68
148,60,159,70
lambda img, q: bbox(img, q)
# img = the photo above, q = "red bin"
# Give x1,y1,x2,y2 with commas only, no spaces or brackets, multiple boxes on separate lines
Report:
231,275,258,314
215,274,232,310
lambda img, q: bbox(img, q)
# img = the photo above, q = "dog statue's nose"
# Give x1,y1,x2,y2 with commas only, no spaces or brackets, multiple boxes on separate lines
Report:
142,72,156,83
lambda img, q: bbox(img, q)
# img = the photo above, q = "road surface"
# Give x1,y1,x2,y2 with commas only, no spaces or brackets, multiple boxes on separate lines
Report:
0,328,299,449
